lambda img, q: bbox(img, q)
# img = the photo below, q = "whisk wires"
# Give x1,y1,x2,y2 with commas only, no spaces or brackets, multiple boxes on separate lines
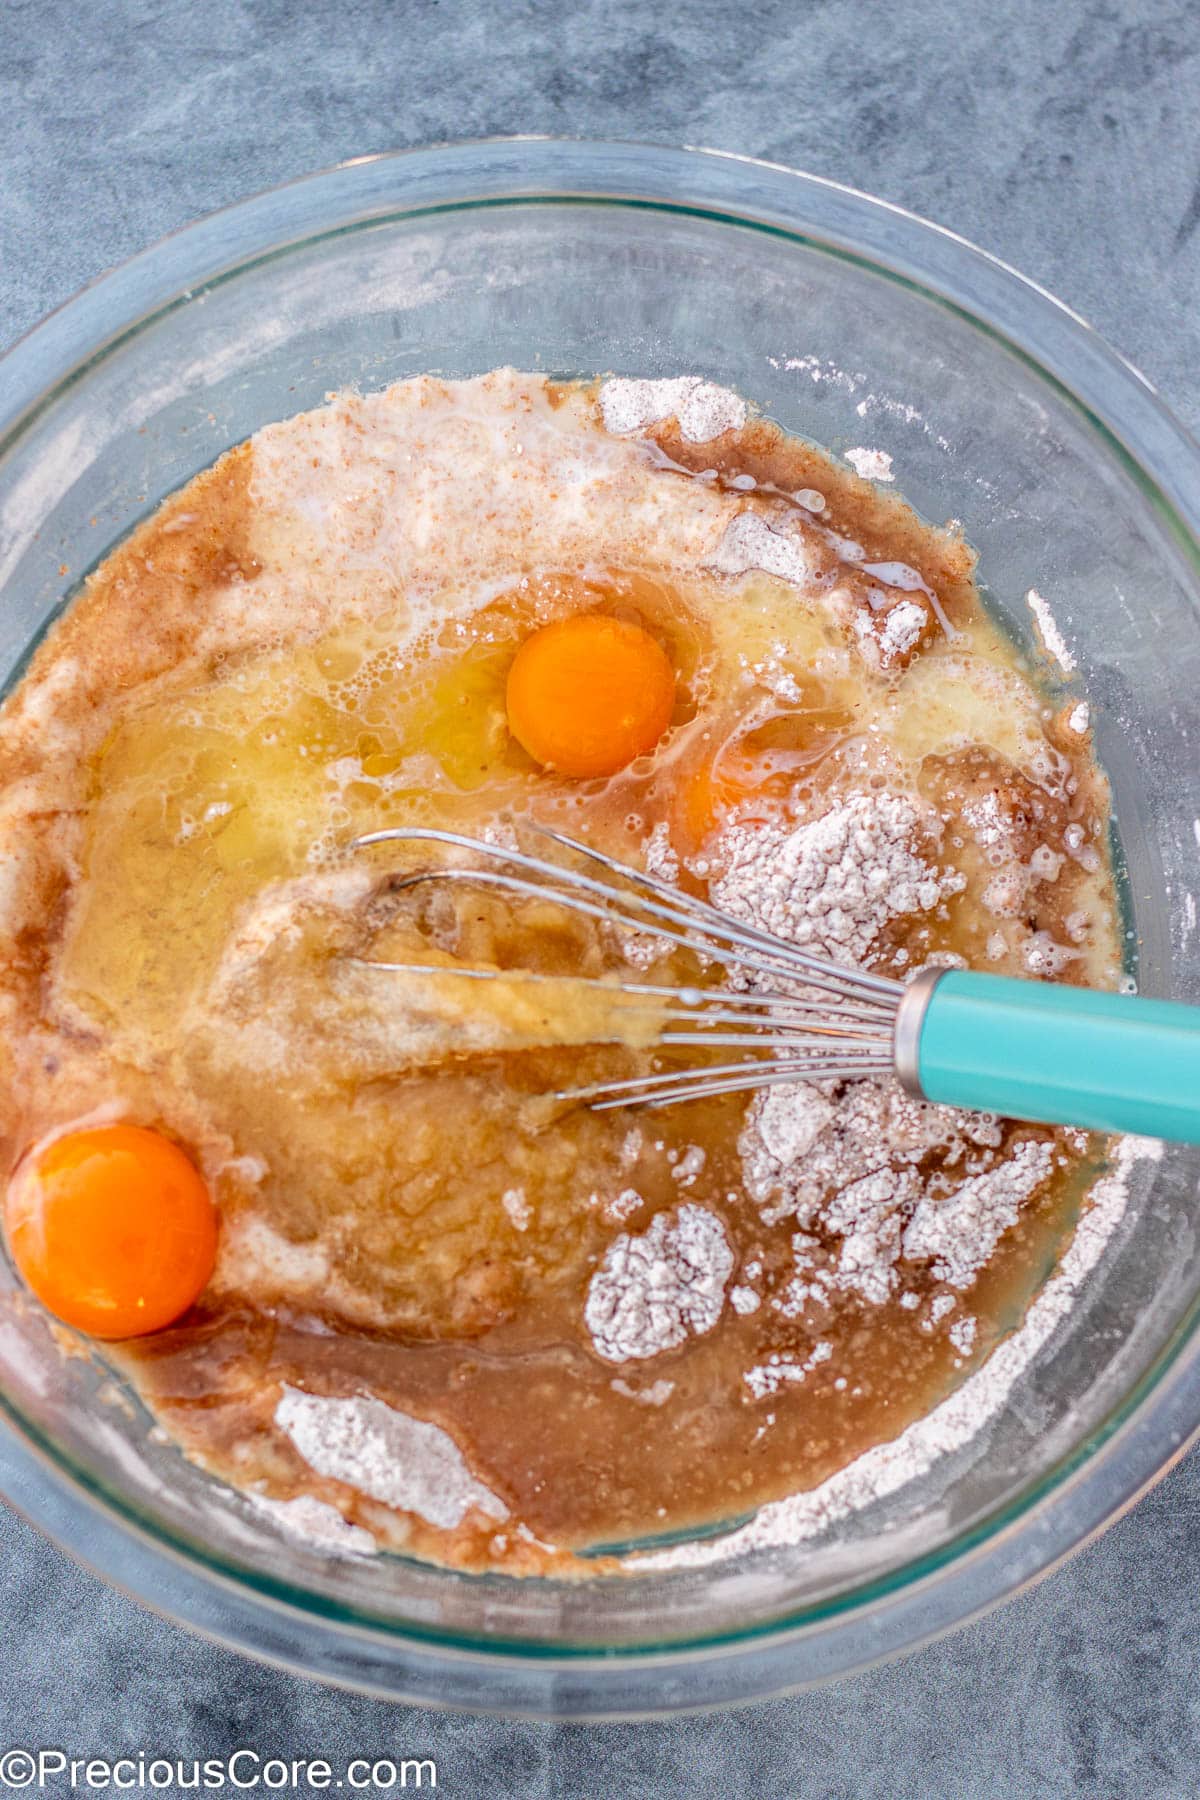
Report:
350,825,900,1107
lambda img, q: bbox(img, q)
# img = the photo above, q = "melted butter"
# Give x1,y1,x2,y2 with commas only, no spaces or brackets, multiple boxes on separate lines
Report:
881,644,1047,768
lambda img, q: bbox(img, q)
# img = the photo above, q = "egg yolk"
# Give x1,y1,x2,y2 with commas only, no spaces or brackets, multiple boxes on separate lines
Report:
506,613,676,778
671,755,777,853
4,1124,217,1339
673,761,750,854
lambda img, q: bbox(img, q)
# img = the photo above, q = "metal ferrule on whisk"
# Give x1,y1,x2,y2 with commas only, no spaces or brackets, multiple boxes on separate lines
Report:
892,966,945,1100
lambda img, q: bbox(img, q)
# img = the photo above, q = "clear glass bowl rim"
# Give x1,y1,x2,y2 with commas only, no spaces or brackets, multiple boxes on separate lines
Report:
3,136,1200,1715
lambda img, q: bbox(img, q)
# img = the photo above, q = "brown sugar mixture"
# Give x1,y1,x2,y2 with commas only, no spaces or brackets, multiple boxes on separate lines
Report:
0,371,1125,1572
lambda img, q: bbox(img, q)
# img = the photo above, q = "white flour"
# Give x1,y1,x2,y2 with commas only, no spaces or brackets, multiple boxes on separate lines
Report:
873,598,928,666
844,447,895,482
584,1204,734,1363
601,1187,643,1225
708,511,824,589
275,1387,507,1530
902,1136,1057,1288
745,1340,833,1398
643,821,680,883
730,1285,762,1315
501,1186,531,1231
599,376,747,443
249,1492,377,1555
741,1077,1026,1309
710,791,965,966
611,1377,676,1406
671,1146,707,1188
716,787,1064,1312
948,1316,977,1355
633,1136,1160,1569
1027,588,1077,673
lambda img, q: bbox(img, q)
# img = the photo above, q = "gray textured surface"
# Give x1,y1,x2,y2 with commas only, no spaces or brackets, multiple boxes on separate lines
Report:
3,0,1200,1791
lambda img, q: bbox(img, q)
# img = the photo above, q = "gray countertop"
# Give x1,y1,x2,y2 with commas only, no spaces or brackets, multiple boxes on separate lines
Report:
3,1,1200,1791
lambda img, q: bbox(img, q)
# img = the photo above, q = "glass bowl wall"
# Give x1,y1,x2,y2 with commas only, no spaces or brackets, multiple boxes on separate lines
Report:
1,140,1199,1715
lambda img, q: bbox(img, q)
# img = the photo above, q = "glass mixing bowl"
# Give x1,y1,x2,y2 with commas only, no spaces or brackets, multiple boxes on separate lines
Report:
2,139,1200,1717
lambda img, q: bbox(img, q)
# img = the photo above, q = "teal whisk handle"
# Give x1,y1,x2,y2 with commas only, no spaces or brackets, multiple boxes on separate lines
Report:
897,968,1200,1143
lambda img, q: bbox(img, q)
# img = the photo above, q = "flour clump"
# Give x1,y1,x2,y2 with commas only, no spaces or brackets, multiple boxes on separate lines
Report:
275,1388,507,1530
599,376,747,443
711,791,965,965
585,1204,735,1363
741,1079,1048,1309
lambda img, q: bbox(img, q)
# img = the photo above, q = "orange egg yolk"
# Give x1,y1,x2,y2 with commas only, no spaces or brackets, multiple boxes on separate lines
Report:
672,756,777,854
4,1123,217,1339
506,613,676,778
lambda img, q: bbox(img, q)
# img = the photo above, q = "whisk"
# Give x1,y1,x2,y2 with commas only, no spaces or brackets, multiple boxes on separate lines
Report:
351,825,1200,1144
